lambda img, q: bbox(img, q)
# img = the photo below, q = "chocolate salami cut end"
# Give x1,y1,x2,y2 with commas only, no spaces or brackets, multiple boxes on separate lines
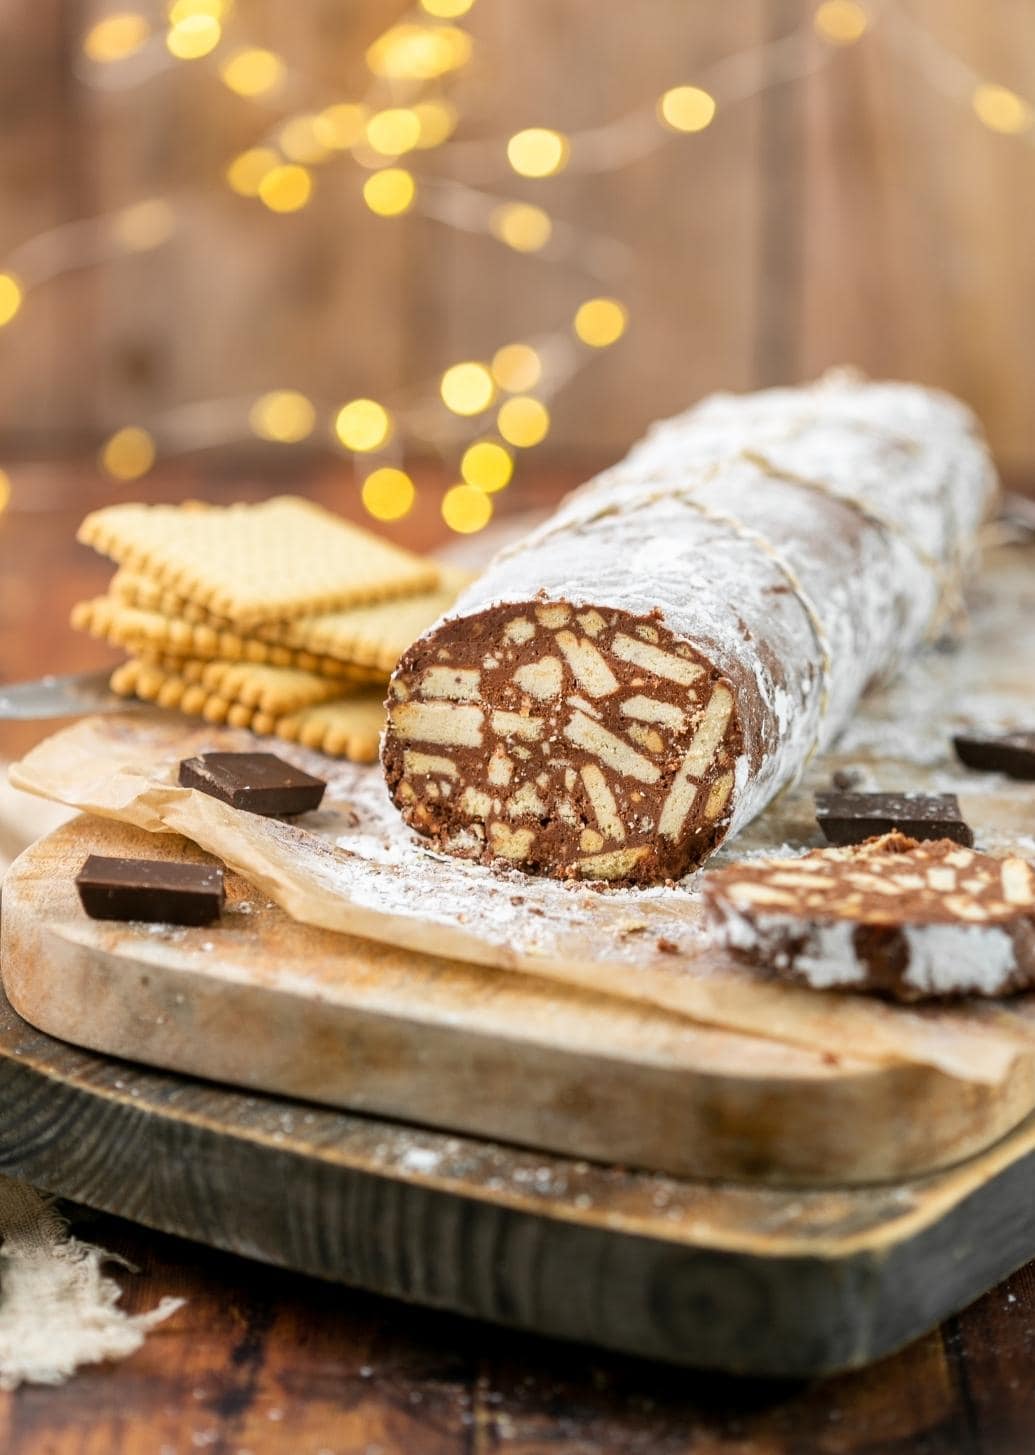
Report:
179,752,326,817
814,791,973,847
76,854,225,926
953,731,1035,781
703,833,1035,1001
383,600,741,885
380,375,997,885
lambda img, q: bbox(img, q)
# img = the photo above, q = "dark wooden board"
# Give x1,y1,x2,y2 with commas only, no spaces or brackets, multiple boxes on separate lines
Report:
4,973,1035,1378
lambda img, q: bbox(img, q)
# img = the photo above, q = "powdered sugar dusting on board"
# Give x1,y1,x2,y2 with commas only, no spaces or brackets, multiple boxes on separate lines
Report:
318,758,707,964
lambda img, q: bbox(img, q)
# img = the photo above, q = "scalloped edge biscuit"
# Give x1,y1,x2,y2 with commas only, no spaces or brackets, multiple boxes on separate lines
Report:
109,565,473,674
72,595,385,684
274,694,386,763
79,496,439,625
110,655,349,719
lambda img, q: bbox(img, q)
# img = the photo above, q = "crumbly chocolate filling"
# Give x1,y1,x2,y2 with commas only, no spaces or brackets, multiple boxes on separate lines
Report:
382,598,743,886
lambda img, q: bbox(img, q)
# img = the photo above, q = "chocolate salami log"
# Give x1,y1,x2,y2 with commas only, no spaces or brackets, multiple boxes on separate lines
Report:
382,374,998,885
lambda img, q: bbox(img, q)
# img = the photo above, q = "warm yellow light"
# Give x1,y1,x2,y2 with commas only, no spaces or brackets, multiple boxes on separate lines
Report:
168,0,230,20
436,26,473,71
658,85,716,133
165,14,221,59
220,47,284,97
413,99,458,149
363,168,416,216
366,108,422,157
83,13,150,62
366,23,470,81
813,0,868,44
440,362,495,416
100,426,156,481
279,115,330,164
461,441,513,493
506,128,570,178
442,484,492,534
112,199,176,251
362,467,415,521
490,202,552,253
574,297,628,348
0,274,24,328
258,164,313,213
225,147,279,196
420,0,474,16
315,103,368,149
249,390,315,443
334,399,391,452
491,343,542,393
497,396,549,448
0,470,10,515
972,83,1034,135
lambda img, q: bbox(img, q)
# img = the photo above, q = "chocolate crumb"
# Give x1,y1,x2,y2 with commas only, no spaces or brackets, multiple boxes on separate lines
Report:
831,768,865,791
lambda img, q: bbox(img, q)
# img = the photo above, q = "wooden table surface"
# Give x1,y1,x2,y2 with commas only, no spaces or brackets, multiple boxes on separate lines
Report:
2,460,1035,1455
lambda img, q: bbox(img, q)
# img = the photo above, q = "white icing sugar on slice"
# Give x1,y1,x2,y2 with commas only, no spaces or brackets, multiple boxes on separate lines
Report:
902,924,1018,997
716,908,868,990
791,922,869,990
712,892,1026,997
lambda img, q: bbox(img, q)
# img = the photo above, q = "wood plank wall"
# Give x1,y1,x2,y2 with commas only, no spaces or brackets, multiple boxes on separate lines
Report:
0,0,1033,467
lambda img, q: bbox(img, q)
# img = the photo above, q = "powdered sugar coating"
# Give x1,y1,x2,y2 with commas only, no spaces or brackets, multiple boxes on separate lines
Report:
388,374,996,875
902,924,1018,997
718,906,1022,997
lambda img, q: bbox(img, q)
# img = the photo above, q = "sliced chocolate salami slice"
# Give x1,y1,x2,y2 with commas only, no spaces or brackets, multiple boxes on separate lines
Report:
953,731,1035,781
702,833,1035,1001
814,791,973,846
382,375,996,885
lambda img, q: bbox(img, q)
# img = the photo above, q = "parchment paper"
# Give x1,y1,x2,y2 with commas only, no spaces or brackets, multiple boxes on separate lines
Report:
10,711,1035,1087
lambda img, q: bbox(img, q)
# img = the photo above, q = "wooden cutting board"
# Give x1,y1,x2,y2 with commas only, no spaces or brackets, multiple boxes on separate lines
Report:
5,812,1035,1189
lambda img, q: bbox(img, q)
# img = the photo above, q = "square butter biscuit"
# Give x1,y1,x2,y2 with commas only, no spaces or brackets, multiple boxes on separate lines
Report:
72,593,385,683
274,693,386,763
79,496,439,626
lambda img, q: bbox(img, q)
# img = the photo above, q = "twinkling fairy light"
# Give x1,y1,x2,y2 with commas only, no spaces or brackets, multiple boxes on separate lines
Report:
0,0,1030,532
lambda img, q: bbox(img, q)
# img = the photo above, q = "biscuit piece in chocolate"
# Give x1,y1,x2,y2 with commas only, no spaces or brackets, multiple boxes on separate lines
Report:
814,791,973,847
703,833,1035,1000
952,731,1035,781
76,854,224,926
178,751,326,817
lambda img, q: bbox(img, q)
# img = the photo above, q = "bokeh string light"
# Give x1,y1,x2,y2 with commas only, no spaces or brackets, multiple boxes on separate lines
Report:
1,0,1032,534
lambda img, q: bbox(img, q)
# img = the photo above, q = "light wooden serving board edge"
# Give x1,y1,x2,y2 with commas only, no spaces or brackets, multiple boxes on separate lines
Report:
4,815,1035,1187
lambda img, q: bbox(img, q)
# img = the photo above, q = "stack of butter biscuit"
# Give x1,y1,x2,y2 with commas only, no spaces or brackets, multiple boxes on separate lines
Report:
71,495,469,762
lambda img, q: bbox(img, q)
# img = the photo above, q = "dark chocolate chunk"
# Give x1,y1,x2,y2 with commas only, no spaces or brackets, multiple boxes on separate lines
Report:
76,854,224,925
814,791,973,847
178,752,326,817
952,731,1035,781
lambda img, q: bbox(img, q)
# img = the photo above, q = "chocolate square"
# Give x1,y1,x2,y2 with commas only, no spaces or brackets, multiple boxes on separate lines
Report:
952,731,1035,781
814,791,974,847
76,854,225,925
178,752,326,817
